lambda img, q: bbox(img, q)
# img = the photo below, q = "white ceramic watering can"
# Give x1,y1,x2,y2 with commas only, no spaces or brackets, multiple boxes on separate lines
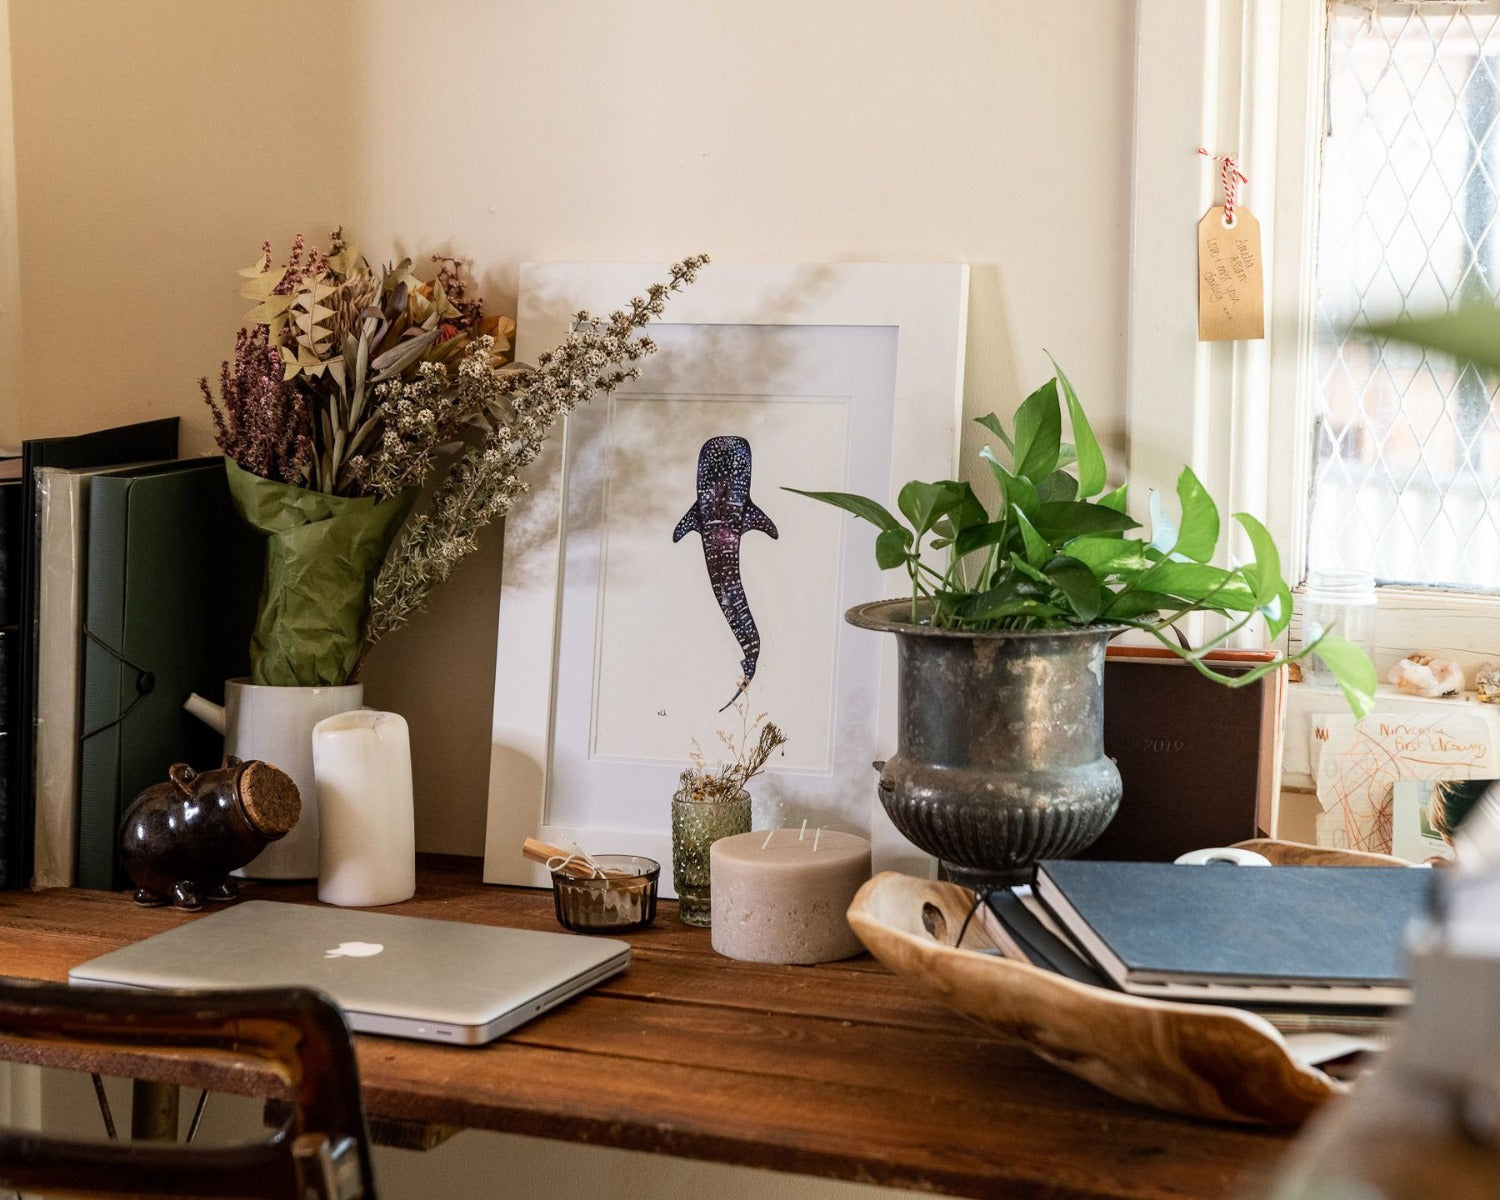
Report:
184,679,364,880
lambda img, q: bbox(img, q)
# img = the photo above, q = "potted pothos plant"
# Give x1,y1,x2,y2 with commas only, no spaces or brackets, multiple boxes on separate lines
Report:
789,359,1377,886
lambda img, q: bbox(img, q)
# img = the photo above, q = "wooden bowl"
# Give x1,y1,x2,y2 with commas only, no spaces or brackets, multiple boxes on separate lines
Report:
846,871,1346,1126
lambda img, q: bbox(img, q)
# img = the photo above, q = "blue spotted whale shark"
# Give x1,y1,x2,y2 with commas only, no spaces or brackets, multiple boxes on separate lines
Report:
673,435,778,712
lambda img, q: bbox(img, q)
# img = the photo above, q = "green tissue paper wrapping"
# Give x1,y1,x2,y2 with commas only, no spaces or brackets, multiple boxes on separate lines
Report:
225,461,416,687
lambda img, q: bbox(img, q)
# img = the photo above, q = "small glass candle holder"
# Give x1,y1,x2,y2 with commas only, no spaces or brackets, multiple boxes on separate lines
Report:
550,855,659,934
670,790,751,927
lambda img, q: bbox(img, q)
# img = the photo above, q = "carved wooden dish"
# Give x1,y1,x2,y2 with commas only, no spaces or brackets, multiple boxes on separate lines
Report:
846,871,1347,1126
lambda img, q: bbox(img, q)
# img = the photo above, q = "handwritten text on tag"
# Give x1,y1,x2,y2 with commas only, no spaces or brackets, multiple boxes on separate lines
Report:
1197,206,1264,342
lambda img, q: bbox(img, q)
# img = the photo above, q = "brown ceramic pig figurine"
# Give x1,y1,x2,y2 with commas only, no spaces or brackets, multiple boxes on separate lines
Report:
120,757,301,909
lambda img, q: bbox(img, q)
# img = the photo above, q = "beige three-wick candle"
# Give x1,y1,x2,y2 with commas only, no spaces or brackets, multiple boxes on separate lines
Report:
709,827,872,964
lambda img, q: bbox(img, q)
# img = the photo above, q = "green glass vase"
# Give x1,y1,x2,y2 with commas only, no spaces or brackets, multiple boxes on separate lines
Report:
670,790,751,927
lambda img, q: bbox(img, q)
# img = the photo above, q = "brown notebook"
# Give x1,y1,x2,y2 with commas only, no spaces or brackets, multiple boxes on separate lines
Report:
1081,646,1285,862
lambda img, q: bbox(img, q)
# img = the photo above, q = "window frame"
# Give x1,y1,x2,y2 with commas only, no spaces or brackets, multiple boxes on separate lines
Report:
1128,0,1500,675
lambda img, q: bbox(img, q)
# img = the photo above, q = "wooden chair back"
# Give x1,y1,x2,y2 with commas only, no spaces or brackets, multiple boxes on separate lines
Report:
0,978,376,1199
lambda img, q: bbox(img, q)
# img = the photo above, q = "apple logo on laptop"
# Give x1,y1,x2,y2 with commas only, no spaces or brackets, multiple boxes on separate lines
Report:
325,941,384,959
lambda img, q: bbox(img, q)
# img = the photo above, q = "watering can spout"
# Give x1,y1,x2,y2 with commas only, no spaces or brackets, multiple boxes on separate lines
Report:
184,693,227,736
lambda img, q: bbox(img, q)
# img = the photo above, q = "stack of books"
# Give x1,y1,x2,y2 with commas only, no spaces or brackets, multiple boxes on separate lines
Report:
0,419,263,892
980,860,1435,1032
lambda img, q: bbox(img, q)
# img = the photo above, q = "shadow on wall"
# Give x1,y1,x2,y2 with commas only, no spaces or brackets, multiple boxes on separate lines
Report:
955,264,1125,503
958,264,1015,511
359,496,504,859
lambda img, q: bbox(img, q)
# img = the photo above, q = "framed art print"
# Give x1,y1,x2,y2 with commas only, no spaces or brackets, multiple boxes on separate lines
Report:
484,262,968,892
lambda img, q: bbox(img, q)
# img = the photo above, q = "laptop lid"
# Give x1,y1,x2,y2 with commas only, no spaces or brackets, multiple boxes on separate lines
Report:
68,901,630,1045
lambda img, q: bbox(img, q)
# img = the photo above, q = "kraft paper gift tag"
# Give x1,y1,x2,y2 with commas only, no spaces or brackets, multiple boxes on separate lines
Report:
1198,206,1264,342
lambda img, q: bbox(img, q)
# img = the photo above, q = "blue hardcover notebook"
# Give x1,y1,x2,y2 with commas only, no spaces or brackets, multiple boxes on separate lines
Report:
1035,861,1434,1006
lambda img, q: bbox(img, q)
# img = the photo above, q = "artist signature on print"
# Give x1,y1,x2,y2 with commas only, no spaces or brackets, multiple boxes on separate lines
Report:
673,435,778,711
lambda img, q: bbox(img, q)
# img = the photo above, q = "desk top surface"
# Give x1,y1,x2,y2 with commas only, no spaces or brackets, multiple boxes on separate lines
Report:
0,856,1291,1199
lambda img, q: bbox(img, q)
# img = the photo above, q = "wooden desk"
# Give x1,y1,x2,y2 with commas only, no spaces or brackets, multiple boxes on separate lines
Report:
0,856,1292,1199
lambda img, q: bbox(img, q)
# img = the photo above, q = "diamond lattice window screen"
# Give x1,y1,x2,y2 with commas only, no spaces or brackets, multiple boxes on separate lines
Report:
1313,1,1500,589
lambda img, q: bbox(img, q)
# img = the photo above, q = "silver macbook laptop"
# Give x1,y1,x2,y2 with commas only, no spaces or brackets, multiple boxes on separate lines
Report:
68,901,630,1045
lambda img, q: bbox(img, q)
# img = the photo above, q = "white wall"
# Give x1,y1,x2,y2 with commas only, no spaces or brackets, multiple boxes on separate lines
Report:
1,2,1133,1195
4,0,1133,855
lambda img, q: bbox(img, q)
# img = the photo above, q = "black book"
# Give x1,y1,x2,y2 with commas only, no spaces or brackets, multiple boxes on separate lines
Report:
0,459,23,889
981,890,1108,987
7,419,179,888
1035,860,1434,1006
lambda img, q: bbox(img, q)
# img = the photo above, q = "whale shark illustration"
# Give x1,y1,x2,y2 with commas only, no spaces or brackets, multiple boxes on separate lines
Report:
673,435,779,712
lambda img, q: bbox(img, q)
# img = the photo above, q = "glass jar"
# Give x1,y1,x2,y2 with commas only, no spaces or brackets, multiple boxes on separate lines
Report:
550,855,660,934
670,789,751,927
1302,568,1378,688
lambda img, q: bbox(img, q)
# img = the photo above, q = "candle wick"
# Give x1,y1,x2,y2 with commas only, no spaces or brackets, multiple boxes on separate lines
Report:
761,829,776,850
813,827,822,853
799,819,808,842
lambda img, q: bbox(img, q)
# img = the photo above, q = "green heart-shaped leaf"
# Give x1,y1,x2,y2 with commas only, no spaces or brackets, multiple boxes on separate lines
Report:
1033,501,1139,542
1037,469,1079,504
1173,467,1219,563
1050,356,1106,498
875,527,912,570
784,487,902,533
898,480,966,538
1044,554,1104,622
1014,507,1051,565
1063,535,1154,576
1013,378,1062,482
974,412,1015,455
954,520,1012,557
1307,633,1378,720
1234,512,1283,606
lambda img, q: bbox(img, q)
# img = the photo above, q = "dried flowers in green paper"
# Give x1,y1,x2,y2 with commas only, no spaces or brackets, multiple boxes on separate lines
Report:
224,461,415,687
202,233,709,685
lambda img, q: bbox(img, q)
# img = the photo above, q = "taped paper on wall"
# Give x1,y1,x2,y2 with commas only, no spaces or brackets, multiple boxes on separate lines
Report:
1311,712,1495,853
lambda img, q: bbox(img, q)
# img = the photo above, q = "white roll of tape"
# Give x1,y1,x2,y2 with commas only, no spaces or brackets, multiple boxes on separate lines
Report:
1174,846,1273,867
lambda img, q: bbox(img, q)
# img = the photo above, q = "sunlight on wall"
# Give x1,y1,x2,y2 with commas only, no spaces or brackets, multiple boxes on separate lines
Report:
2,0,1130,852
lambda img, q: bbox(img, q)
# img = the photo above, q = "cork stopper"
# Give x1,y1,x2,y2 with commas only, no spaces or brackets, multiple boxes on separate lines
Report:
239,761,301,837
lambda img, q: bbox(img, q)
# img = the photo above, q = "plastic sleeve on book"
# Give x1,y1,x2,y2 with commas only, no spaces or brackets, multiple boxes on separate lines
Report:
32,470,85,890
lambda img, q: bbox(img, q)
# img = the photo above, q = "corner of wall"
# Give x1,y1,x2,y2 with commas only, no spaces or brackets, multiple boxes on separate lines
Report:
0,0,22,449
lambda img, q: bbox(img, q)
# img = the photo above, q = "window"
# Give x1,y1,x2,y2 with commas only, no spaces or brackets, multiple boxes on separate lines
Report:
1128,0,1500,677
1128,0,1500,838
1312,2,1500,590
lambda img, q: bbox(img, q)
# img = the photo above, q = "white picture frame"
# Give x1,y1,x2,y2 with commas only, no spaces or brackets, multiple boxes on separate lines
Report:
484,262,968,890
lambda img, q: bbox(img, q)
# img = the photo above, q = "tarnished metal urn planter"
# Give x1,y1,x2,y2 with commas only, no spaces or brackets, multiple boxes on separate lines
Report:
847,599,1122,889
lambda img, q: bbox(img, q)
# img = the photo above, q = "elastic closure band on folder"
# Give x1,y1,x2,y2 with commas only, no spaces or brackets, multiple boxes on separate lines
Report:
79,626,155,742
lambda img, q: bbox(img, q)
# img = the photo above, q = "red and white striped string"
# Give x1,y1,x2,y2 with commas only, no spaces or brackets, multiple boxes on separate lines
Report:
1198,148,1248,227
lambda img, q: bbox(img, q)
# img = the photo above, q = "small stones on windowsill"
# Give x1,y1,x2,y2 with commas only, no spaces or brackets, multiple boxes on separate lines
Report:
1388,652,1465,698
1476,663,1500,704
1286,661,1304,684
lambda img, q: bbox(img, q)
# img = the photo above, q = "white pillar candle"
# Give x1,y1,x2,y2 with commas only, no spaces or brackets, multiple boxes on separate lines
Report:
709,828,872,964
313,710,415,908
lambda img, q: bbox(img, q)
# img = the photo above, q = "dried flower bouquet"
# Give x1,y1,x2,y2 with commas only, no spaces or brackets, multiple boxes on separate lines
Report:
202,232,708,686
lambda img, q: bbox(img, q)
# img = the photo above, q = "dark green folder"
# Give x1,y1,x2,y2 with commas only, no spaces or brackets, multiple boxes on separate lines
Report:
76,459,261,890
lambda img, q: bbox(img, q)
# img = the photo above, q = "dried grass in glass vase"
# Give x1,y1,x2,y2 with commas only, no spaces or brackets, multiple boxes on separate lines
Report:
671,696,786,927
